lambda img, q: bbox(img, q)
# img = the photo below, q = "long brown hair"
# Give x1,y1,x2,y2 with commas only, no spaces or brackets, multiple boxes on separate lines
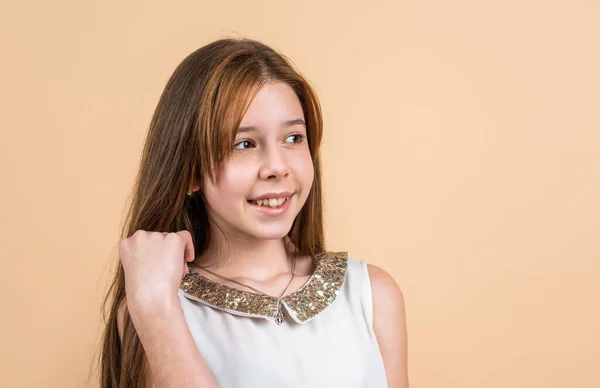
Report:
93,38,325,387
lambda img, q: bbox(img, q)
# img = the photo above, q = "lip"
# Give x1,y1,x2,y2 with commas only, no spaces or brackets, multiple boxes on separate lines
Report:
247,193,293,216
248,191,293,201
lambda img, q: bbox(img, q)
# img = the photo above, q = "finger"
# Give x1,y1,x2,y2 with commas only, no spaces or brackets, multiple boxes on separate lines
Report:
177,230,195,277
177,230,196,263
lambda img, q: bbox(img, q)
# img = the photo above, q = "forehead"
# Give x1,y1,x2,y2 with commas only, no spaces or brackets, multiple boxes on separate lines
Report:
238,81,304,128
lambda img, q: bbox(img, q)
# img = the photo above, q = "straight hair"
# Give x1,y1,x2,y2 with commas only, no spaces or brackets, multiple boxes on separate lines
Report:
94,38,325,388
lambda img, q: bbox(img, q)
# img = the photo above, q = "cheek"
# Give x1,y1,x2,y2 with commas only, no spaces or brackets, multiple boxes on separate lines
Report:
203,163,255,203
294,152,315,187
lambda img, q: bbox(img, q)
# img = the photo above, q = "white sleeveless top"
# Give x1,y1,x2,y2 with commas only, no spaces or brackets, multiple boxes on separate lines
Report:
177,251,388,387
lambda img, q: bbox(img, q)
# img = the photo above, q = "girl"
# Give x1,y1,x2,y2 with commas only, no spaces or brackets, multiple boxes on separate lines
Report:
98,37,408,388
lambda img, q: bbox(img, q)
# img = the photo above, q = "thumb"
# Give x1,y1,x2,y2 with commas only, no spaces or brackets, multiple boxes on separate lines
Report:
177,230,195,276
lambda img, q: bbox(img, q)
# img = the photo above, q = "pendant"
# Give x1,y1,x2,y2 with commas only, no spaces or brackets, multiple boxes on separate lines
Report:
275,303,284,325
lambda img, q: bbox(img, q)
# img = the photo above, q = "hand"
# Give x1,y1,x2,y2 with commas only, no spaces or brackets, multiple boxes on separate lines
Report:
119,230,195,315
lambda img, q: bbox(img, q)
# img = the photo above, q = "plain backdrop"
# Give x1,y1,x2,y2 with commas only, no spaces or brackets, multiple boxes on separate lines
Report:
1,1,599,387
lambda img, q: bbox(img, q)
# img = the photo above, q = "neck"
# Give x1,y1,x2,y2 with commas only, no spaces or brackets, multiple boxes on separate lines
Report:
196,229,295,281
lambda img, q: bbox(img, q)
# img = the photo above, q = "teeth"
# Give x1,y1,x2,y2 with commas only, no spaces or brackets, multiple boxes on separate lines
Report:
253,196,288,208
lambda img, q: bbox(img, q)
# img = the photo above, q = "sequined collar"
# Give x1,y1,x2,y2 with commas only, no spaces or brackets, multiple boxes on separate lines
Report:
179,251,349,324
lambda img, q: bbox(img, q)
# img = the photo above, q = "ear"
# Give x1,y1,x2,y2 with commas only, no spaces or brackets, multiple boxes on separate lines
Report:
190,168,202,193
186,179,201,196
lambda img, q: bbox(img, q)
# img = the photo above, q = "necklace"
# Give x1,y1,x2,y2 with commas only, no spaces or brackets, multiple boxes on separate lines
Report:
196,251,297,325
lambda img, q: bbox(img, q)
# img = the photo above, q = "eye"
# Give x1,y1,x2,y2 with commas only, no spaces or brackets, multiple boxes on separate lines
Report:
285,134,305,144
234,139,255,150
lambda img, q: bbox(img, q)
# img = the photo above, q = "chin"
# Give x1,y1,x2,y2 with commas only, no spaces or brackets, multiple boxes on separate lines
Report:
244,221,294,241
251,228,293,241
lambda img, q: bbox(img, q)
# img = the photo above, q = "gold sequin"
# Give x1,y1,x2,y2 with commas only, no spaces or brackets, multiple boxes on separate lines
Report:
179,251,349,324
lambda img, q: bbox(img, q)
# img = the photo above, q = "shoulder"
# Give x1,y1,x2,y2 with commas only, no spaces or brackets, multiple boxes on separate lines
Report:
367,264,409,387
366,264,406,330
366,264,404,305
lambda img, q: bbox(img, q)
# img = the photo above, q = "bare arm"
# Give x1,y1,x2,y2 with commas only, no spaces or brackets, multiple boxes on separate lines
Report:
117,296,218,388
368,264,409,388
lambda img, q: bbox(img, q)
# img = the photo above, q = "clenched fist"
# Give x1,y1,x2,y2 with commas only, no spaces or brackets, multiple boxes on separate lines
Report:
119,230,195,315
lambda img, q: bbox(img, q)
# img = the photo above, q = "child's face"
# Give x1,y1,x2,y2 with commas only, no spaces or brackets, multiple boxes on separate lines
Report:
200,81,314,242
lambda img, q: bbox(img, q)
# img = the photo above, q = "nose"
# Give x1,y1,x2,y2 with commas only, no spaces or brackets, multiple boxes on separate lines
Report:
259,143,290,180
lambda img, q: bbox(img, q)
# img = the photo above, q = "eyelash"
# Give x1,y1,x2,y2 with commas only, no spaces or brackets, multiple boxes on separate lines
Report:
233,134,305,150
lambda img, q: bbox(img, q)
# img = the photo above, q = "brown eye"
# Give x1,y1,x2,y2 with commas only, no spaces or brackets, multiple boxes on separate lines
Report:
234,140,255,150
285,134,305,144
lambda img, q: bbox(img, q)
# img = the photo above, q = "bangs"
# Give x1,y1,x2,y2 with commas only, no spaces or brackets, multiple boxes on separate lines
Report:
197,58,267,183
193,39,323,203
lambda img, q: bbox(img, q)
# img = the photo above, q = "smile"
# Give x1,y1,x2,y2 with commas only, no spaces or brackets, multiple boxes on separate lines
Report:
249,196,290,208
247,193,294,216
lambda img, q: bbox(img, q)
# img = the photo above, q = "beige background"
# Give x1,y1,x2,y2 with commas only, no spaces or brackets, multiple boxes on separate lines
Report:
1,0,599,387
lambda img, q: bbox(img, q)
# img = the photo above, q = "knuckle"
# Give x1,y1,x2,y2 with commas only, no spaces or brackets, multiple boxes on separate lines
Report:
178,230,191,240
131,229,146,242
165,232,182,244
119,236,131,249
149,231,162,240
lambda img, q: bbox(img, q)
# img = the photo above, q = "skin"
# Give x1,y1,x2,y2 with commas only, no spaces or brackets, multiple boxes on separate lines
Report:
189,80,317,291
369,264,409,387
118,80,408,387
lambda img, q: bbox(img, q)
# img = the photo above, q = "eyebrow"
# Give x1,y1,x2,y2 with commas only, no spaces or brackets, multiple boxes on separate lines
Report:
237,118,306,133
